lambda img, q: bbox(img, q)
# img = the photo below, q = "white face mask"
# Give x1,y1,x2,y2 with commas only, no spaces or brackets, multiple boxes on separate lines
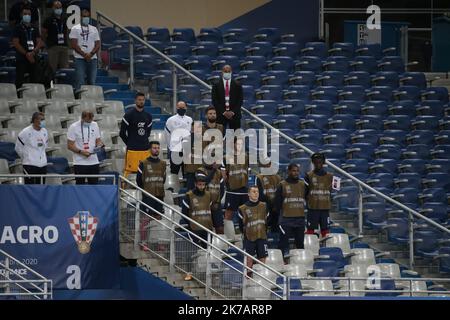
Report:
223,72,232,80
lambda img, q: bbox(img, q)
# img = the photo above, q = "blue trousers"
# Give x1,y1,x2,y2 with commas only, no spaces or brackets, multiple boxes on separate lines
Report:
75,58,97,90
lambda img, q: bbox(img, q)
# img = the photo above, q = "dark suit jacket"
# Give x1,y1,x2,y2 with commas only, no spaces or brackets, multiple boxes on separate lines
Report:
211,78,243,124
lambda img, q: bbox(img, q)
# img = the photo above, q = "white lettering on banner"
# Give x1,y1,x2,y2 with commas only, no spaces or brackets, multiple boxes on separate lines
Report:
0,268,28,276
66,265,81,289
0,226,59,244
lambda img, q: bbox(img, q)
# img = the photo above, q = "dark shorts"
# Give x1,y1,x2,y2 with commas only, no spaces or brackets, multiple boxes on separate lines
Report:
169,150,184,175
211,207,224,229
244,238,268,259
225,189,248,211
306,209,330,230
141,195,164,217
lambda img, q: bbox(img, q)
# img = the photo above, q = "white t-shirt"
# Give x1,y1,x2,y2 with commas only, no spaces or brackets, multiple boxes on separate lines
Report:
15,125,48,167
67,120,102,165
164,114,193,152
69,24,100,59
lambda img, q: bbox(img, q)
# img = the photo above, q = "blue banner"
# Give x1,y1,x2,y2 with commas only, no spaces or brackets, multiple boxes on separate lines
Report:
0,185,120,290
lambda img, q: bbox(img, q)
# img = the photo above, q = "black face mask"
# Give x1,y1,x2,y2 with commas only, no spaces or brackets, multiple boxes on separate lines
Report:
177,108,187,116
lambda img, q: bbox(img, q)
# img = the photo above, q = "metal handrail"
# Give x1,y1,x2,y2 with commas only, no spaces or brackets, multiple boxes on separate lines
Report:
119,176,286,281
94,11,450,271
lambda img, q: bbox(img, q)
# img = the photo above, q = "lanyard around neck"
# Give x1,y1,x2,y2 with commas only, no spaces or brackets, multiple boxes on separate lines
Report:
81,122,90,143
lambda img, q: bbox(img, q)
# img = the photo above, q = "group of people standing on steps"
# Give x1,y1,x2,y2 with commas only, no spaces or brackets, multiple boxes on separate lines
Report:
120,65,336,275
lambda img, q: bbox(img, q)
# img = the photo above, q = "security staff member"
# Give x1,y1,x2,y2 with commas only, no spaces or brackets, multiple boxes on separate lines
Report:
239,186,269,272
14,112,48,184
255,160,282,230
222,137,248,240
137,141,166,248
8,0,38,27
183,121,203,191
12,6,44,88
197,164,224,234
305,153,333,238
67,110,104,185
181,172,214,247
165,101,193,179
274,163,307,259
120,92,153,178
42,1,69,72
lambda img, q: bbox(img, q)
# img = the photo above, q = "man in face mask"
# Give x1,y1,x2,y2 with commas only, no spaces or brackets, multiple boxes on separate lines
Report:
120,92,153,178
11,6,44,88
165,101,193,190
9,0,39,27
42,1,69,73
211,65,243,130
67,110,105,185
69,7,100,90
15,112,49,184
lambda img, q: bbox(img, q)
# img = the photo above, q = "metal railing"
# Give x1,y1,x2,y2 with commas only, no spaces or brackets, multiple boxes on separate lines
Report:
0,249,52,300
94,10,450,271
0,174,118,185
119,175,287,300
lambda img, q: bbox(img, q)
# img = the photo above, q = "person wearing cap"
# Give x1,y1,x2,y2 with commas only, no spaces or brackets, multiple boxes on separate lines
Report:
136,141,166,250
273,163,307,260
255,159,282,231
196,163,224,234
181,172,214,246
15,112,48,184
305,152,333,238
239,186,269,274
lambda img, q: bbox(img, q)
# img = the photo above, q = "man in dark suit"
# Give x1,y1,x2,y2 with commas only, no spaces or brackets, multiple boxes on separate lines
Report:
211,65,243,130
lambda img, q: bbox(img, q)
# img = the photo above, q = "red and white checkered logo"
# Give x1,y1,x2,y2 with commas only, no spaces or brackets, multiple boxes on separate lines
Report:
68,211,98,253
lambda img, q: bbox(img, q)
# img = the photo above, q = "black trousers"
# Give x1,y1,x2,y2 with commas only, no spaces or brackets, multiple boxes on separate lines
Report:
278,218,305,257
169,151,185,175
15,59,37,89
218,116,241,130
23,165,47,184
74,164,100,185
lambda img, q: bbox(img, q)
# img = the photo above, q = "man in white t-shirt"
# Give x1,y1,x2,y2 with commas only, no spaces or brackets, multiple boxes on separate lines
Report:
164,101,193,182
67,110,104,185
69,7,100,90
15,112,48,184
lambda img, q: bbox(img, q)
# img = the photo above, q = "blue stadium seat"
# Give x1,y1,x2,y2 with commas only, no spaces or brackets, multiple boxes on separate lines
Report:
329,42,354,58
367,173,394,190
342,159,369,173
384,115,411,131
328,114,356,130
338,85,367,102
379,129,407,147
361,100,389,116
300,114,329,130
223,28,250,43
311,86,338,103
197,28,222,43
0,142,18,162
280,99,306,114
378,56,406,73
262,70,289,87
317,71,344,88
394,173,422,189
256,85,283,100
100,27,118,49
347,143,375,160
320,144,346,160
419,202,449,224
344,71,371,88
384,218,409,244
273,115,300,131
164,41,192,58
371,71,399,88
356,115,383,130
295,129,323,145
426,159,450,174
389,100,417,116
364,202,387,229
268,56,295,72
145,27,170,43
240,56,267,71
393,85,422,102
247,41,273,58
436,247,450,274
296,56,323,72
177,84,202,106
318,247,347,269
284,85,310,100
414,231,439,258
323,129,352,146
235,70,261,87
335,100,362,114
323,56,350,73
422,87,449,103
312,260,339,278
305,100,333,116
351,56,378,73
335,186,359,215
172,28,196,44
274,42,300,58
370,159,398,174
301,42,327,58
184,55,212,72
367,86,393,102
411,115,440,131
289,71,316,87
251,100,280,114
419,188,448,204
191,41,219,56
402,144,431,160
47,157,69,174
219,42,246,57
212,55,241,71
417,100,445,117
400,72,427,89
422,172,450,191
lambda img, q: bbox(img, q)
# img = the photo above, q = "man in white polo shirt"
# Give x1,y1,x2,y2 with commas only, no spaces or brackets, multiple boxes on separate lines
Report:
15,112,48,184
69,7,100,90
67,110,104,185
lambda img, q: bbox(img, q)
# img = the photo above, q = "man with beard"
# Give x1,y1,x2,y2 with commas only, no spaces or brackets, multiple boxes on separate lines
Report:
120,92,153,178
